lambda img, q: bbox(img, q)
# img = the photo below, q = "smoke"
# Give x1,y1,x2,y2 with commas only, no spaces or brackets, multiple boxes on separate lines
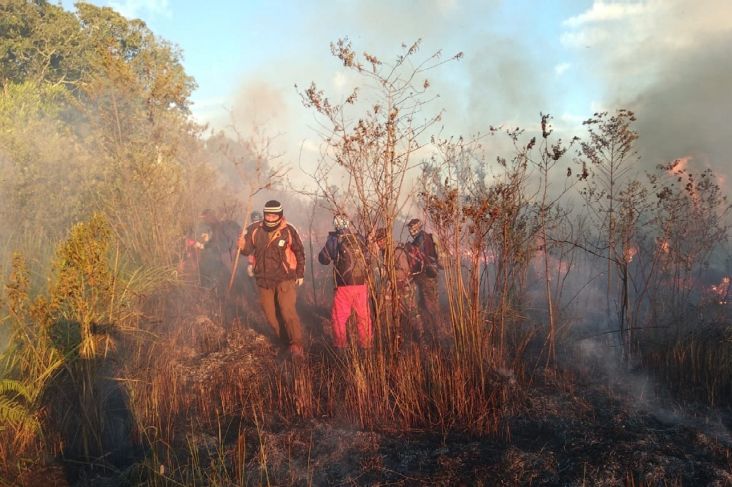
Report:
221,0,545,179
563,0,732,181
231,79,290,134
459,37,547,135
632,36,732,179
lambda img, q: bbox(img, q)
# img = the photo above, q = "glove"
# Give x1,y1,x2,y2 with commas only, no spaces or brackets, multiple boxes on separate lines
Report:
237,235,246,251
247,264,255,277
296,277,304,287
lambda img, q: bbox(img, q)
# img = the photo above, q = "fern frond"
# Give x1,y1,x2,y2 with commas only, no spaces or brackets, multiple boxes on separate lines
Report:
0,396,39,434
0,379,33,402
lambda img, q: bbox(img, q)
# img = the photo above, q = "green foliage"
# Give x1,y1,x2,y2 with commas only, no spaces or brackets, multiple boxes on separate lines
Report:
0,0,216,272
49,213,114,358
0,213,174,466
0,0,84,88
0,253,60,462
0,81,89,252
1,254,59,382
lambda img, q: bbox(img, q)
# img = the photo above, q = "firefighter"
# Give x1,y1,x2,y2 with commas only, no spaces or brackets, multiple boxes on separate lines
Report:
372,227,423,346
196,209,241,295
406,218,445,344
238,200,306,359
318,213,372,349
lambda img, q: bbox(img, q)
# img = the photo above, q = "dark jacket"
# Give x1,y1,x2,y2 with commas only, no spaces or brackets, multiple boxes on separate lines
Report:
318,230,368,286
411,230,440,277
241,218,305,289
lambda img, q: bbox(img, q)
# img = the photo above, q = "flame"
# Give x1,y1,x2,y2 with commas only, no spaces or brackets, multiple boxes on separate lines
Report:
715,173,727,194
623,245,638,263
709,276,731,305
658,239,670,254
667,156,692,175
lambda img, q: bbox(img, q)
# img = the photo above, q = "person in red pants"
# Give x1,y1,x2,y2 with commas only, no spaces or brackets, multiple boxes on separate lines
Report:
318,213,372,349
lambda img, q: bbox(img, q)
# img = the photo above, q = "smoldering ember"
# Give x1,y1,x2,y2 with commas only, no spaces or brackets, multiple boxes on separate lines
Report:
1,1,731,486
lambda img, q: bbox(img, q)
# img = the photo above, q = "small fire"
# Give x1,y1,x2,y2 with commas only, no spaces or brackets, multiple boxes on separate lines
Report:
623,245,638,263
658,239,670,254
667,156,692,175
709,276,731,305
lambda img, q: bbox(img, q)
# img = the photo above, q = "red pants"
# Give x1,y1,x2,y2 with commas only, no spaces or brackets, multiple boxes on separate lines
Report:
331,285,372,348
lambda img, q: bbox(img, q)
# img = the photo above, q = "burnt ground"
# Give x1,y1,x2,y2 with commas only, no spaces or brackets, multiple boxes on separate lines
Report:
9,310,732,487
202,330,732,486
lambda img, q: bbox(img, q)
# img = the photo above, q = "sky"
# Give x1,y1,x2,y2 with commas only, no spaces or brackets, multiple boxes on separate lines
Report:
59,0,732,186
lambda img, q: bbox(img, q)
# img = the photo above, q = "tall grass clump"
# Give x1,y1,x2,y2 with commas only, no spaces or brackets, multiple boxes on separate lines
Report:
0,214,172,477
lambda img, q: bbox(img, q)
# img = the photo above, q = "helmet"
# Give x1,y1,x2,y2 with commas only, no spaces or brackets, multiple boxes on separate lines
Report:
333,213,350,231
263,200,283,228
250,210,262,222
407,218,422,238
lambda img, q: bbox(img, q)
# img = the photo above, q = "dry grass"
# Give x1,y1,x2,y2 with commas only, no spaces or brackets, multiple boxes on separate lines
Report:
3,277,732,485
2,221,731,485
639,321,732,408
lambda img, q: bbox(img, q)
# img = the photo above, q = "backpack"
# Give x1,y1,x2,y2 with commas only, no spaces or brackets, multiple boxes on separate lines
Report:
334,232,368,285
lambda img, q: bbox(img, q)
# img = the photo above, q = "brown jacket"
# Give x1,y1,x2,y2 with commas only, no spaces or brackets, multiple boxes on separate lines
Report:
241,219,305,288
393,245,413,284
375,245,412,285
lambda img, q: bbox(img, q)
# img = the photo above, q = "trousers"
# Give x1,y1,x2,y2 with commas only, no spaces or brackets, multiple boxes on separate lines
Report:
331,284,372,348
258,280,303,347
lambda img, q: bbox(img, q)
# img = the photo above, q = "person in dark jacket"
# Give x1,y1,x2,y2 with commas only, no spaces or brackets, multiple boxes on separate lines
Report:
407,218,445,344
238,200,305,358
318,213,372,349
196,209,242,294
372,227,423,346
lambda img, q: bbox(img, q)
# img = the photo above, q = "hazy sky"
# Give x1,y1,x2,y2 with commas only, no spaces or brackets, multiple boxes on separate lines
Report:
60,0,732,184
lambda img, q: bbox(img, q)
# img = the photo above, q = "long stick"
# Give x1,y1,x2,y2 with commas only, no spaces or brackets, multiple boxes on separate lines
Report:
228,244,243,292
228,204,253,292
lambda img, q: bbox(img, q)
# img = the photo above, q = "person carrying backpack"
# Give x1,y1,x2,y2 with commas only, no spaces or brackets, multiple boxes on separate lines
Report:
318,213,372,349
238,200,306,359
372,227,424,347
407,218,445,344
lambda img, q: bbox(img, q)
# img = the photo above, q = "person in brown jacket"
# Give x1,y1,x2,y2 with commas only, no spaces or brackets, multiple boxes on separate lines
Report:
372,228,423,346
238,200,306,359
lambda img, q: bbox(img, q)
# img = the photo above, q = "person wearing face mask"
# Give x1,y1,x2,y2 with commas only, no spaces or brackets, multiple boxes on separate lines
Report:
406,218,445,345
318,213,372,350
238,200,306,359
